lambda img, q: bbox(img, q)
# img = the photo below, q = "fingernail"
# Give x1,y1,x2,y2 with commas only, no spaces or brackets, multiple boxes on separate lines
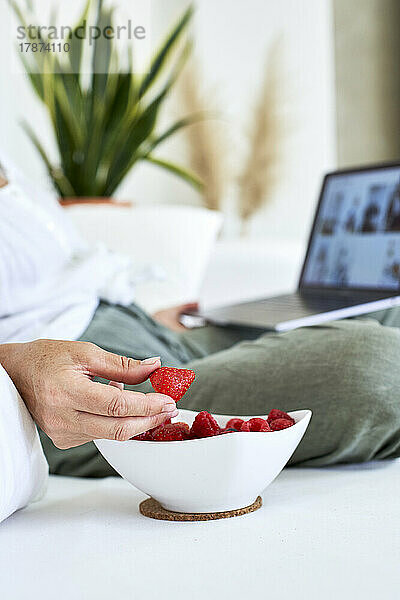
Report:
141,356,161,365
167,409,179,419
163,402,177,413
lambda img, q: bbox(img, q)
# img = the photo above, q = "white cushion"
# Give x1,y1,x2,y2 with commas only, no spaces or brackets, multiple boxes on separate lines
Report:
66,204,223,312
199,238,306,308
0,365,48,523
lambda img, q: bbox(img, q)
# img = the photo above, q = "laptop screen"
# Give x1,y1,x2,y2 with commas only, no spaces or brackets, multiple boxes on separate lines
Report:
301,165,400,291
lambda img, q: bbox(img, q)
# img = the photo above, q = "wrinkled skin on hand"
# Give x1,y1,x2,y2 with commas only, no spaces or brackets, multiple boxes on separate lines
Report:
0,340,178,449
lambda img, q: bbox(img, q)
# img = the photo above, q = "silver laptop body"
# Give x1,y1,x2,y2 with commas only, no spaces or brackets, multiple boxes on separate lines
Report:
191,163,400,331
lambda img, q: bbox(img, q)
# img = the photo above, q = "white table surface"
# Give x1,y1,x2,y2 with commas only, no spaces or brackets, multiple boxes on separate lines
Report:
1,460,399,600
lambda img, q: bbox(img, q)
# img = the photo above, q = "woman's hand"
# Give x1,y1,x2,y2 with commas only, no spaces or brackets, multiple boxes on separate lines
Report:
0,340,177,449
153,302,199,332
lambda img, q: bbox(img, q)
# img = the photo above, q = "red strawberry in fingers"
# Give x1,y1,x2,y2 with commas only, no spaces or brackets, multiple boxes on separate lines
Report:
149,367,195,402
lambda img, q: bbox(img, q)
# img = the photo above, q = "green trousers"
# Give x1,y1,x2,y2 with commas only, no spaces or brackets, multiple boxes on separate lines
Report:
40,302,400,476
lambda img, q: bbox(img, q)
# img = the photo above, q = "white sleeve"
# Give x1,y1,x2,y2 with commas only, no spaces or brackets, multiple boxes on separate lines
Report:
0,364,48,524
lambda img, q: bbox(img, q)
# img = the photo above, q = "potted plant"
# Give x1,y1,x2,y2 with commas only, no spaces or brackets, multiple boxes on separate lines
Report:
11,0,202,205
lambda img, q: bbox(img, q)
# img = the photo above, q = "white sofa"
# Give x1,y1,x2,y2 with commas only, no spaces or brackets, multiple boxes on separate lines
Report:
1,206,399,600
63,203,305,312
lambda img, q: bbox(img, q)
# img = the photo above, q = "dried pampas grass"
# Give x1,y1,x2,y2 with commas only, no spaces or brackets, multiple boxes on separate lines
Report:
176,60,227,211
238,39,283,228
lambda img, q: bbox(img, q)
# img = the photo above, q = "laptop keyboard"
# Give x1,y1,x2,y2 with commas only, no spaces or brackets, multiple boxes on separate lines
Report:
201,290,398,329
251,292,387,314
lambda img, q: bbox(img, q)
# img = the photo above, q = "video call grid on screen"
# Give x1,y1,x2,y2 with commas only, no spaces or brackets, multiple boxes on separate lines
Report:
302,166,400,290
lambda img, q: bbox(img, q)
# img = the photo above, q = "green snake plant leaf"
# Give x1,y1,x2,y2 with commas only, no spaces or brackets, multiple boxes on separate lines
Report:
94,36,193,196
144,156,203,191
21,121,54,173
138,4,194,99
81,3,123,188
145,112,207,154
13,0,200,198
103,98,164,195
9,0,45,98
91,1,114,98
19,53,45,100
102,43,193,197
67,0,91,74
22,121,77,196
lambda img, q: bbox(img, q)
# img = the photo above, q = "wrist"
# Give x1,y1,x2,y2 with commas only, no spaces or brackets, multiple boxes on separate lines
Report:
0,342,29,380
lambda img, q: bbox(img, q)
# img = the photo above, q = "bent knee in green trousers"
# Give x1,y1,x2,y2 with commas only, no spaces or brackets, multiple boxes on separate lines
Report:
180,319,400,466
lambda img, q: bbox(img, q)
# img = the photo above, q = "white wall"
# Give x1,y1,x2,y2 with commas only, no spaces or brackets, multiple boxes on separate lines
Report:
0,0,337,245
333,0,400,166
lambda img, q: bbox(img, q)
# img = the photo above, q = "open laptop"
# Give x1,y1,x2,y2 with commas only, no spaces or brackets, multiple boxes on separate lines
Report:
188,162,400,331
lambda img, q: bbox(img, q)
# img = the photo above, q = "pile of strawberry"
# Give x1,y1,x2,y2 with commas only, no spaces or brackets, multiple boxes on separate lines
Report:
133,367,295,442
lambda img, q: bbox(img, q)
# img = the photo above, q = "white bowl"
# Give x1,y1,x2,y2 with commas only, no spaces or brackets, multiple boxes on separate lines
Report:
95,409,312,514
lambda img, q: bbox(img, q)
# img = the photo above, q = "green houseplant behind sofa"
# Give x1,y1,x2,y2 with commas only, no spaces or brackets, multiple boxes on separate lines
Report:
11,0,202,203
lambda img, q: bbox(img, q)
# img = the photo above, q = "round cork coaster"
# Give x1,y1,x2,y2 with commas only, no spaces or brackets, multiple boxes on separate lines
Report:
139,496,262,522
